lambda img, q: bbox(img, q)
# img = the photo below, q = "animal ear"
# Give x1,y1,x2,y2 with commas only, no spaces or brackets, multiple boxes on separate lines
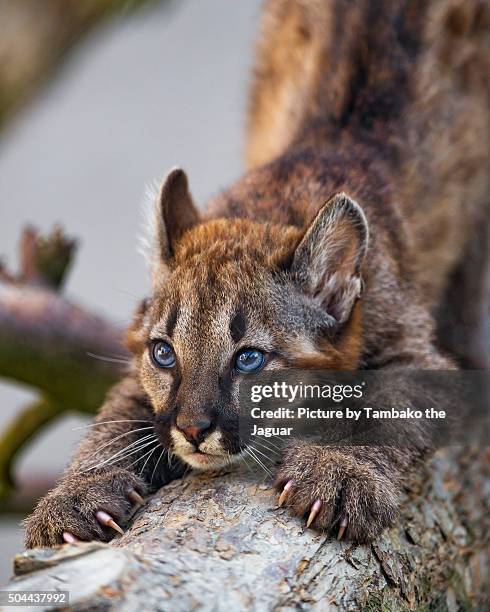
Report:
152,168,200,283
156,168,200,260
291,193,368,325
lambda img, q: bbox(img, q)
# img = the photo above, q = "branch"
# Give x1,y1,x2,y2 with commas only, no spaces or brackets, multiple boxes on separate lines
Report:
0,0,166,130
0,282,128,499
0,226,128,501
0,284,127,411
0,398,62,500
0,225,76,289
0,226,127,410
9,448,490,608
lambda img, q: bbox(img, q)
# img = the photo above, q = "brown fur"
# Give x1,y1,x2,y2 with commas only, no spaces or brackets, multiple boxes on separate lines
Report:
25,0,489,547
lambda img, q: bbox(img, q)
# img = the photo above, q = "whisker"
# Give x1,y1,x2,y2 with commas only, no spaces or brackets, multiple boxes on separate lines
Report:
271,435,286,442
86,352,132,365
81,445,151,473
239,450,254,475
108,433,157,458
123,442,160,472
82,433,156,472
107,442,160,475
151,448,166,485
73,419,153,430
88,427,155,458
256,437,282,451
245,446,272,477
114,288,141,300
244,447,263,474
252,439,280,457
98,437,159,471
251,452,273,477
257,440,282,456
249,444,275,467
139,443,160,477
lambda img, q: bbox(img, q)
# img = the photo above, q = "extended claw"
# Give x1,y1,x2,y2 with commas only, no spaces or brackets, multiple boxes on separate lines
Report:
62,532,79,544
337,516,348,540
127,489,145,506
95,510,124,536
278,480,293,507
306,499,322,528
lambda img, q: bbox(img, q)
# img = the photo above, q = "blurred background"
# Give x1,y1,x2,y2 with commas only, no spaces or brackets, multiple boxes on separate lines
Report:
0,0,263,583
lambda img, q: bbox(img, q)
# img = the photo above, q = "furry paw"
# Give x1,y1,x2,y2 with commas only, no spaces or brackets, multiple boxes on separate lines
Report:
275,444,399,542
24,469,146,548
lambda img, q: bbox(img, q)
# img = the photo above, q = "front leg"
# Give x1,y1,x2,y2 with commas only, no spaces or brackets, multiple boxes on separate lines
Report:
24,467,147,547
274,343,455,541
275,442,402,542
24,376,183,547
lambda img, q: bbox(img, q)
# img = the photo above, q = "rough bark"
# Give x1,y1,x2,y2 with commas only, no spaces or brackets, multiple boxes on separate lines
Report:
6,447,489,611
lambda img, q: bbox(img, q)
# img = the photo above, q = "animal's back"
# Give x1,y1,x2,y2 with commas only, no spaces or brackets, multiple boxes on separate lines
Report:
247,0,489,170
246,0,490,308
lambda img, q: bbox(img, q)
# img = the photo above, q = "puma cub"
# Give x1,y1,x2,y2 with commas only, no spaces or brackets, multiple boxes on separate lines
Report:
25,0,489,546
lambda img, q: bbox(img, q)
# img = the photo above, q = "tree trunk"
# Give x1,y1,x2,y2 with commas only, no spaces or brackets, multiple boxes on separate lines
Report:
7,447,489,610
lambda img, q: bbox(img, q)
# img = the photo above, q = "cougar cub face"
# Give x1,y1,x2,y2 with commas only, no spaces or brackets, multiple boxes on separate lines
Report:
127,169,368,470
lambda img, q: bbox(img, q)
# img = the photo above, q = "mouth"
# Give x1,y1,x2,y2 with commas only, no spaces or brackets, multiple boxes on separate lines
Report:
169,426,241,470
187,450,214,463
177,449,236,470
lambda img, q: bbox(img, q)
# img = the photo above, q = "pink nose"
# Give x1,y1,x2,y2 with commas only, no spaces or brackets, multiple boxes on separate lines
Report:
177,418,211,443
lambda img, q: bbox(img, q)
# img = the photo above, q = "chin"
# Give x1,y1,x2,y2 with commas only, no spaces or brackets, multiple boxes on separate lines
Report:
177,451,238,471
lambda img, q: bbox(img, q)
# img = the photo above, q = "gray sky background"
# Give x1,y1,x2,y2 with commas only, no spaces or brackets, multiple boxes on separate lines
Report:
0,0,263,583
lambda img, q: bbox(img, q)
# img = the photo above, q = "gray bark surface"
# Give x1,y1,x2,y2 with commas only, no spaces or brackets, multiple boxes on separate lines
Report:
5,447,489,611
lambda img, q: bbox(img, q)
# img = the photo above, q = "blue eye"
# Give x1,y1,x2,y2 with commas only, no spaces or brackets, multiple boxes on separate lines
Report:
235,348,265,373
151,341,176,368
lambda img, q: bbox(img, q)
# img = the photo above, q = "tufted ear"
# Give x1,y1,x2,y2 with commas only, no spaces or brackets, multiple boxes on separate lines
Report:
291,192,368,325
152,168,200,285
